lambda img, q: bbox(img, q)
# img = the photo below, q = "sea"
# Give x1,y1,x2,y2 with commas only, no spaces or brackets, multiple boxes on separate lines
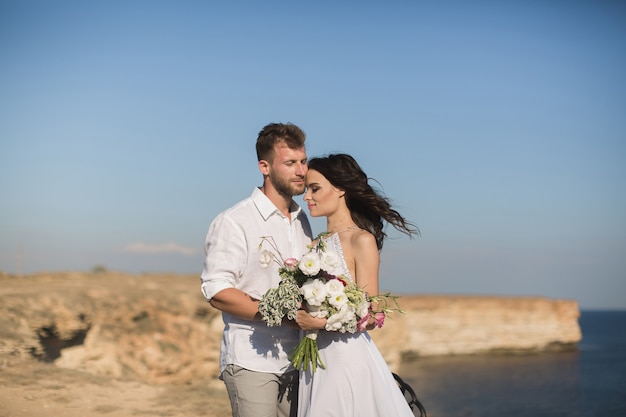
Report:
400,310,626,417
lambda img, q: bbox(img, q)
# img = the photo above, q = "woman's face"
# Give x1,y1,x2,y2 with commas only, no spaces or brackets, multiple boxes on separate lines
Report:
303,169,344,217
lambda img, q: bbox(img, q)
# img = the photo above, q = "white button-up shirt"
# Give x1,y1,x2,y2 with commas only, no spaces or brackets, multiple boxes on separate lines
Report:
201,187,312,375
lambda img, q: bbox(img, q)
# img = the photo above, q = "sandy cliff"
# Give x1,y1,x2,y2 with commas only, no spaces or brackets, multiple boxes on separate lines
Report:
370,295,581,370
0,271,581,416
1,272,581,382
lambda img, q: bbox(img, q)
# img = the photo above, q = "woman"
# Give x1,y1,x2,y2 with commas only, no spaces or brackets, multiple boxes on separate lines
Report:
296,154,420,417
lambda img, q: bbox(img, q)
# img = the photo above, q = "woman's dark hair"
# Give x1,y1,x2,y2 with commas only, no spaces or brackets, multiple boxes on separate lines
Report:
308,154,419,249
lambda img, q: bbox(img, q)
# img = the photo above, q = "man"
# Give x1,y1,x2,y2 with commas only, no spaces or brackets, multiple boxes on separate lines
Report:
200,122,312,417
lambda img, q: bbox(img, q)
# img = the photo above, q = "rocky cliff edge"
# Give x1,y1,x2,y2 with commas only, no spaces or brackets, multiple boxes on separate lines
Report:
0,272,581,385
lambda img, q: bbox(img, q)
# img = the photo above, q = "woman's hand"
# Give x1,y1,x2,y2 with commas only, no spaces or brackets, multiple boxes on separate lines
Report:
295,309,327,331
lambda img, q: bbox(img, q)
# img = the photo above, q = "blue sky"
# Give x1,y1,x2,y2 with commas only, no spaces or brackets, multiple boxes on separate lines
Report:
1,1,625,309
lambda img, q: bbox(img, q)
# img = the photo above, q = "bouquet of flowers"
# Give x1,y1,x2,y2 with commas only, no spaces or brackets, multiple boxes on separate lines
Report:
257,234,403,373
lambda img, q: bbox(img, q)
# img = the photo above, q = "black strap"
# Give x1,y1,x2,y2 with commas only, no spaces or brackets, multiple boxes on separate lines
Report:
393,372,427,417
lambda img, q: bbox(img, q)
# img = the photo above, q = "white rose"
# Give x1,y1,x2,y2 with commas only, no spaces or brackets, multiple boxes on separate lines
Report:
325,305,355,331
325,279,345,295
343,304,356,322
328,290,348,310
299,252,321,276
325,312,344,331
301,278,327,306
320,251,341,274
357,300,370,318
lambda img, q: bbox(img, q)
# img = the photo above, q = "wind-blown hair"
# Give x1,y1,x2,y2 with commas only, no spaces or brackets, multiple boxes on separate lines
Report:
308,154,419,250
256,122,306,162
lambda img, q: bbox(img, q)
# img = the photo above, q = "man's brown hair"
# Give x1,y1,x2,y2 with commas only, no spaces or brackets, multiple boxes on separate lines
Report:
256,123,306,162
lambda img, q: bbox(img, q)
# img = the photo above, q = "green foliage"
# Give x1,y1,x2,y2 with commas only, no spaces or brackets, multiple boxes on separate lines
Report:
91,265,108,274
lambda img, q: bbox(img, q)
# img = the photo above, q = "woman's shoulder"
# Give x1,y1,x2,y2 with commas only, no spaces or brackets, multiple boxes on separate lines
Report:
349,229,377,251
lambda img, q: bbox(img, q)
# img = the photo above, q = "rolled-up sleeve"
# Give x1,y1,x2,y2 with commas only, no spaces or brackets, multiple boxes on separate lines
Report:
200,213,246,301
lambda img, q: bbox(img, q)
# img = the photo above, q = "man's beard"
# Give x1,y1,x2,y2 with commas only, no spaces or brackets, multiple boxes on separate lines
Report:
269,172,305,197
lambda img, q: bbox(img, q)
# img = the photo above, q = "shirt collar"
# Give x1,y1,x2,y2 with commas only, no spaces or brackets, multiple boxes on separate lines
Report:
252,187,302,221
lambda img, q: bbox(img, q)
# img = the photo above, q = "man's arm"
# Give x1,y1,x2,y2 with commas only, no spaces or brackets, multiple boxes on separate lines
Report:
209,288,262,321
201,214,259,320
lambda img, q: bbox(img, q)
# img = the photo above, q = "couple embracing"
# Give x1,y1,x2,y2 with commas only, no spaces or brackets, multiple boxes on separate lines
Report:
200,122,422,417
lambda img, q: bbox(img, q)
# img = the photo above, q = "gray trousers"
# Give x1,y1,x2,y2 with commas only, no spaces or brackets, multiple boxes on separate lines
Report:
222,364,298,417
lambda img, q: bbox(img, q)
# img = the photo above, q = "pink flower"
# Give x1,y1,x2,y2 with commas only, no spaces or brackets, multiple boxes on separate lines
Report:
284,258,298,272
373,312,385,328
356,311,386,331
357,312,371,332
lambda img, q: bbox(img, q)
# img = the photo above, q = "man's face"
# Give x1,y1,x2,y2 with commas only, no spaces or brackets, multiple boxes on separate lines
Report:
266,143,308,197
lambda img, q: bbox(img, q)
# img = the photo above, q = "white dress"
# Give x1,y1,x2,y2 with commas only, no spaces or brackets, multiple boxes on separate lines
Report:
297,233,415,417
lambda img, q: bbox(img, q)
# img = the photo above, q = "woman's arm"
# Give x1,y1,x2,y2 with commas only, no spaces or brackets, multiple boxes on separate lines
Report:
352,231,382,331
352,231,380,296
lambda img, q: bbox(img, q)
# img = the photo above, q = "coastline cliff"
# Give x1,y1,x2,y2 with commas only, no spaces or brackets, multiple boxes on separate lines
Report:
370,294,581,370
0,272,581,384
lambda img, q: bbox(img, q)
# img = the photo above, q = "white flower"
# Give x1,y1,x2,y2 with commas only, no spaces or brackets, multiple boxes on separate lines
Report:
299,252,322,276
356,299,370,318
345,305,356,322
301,278,328,306
325,305,355,331
325,278,345,295
259,250,273,268
328,289,348,310
325,311,344,331
320,251,341,274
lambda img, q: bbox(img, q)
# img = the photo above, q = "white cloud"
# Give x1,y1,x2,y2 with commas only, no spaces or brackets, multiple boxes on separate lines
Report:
123,242,198,256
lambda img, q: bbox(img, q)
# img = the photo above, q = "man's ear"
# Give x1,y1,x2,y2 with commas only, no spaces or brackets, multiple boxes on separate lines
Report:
258,160,270,176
